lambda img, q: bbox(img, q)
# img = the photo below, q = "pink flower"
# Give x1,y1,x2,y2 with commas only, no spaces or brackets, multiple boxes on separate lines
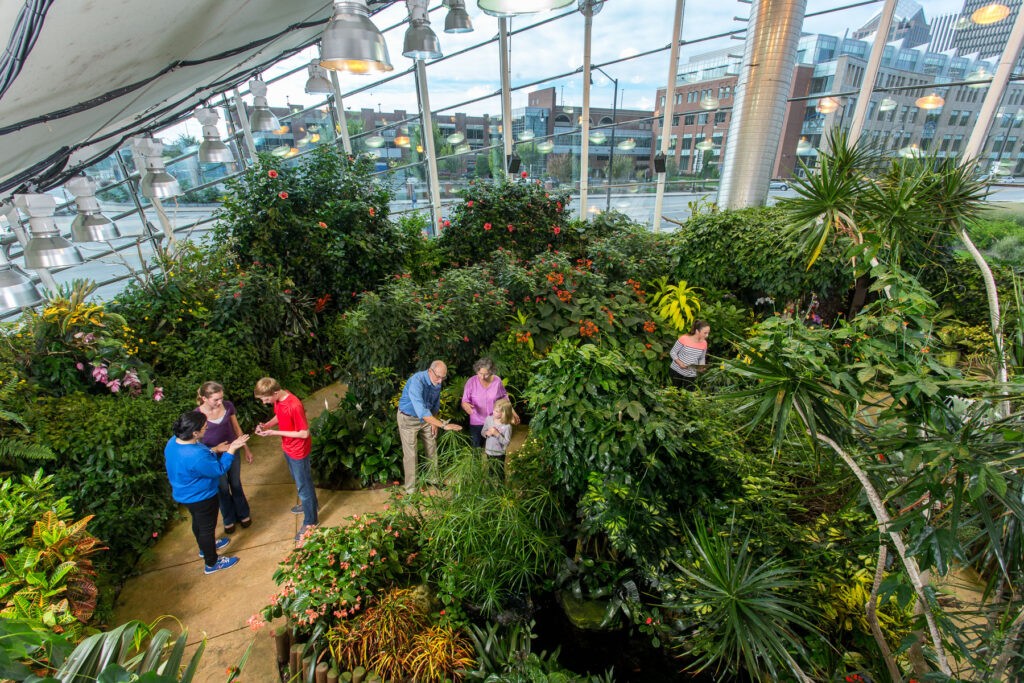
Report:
247,614,266,632
553,226,561,235
107,379,121,393
467,200,474,208
484,222,492,231
268,170,278,178
507,224,514,232
76,362,85,371
152,532,159,538
153,387,164,402
91,364,108,383
278,191,289,199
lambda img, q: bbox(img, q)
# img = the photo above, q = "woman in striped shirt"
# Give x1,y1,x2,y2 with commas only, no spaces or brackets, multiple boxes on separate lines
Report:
670,320,710,389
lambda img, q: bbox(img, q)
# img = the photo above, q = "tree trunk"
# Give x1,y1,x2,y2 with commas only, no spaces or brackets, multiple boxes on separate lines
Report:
866,544,904,683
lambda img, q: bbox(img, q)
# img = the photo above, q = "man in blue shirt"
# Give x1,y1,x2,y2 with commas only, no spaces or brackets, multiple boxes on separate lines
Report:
397,360,463,491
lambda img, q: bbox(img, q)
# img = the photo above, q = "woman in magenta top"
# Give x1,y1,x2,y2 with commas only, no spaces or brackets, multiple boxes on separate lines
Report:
461,358,518,447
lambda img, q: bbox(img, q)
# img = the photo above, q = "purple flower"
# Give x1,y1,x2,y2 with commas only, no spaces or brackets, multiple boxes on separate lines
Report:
83,333,96,344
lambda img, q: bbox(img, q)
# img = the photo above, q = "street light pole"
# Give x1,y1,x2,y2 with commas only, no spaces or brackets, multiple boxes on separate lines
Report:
592,66,619,212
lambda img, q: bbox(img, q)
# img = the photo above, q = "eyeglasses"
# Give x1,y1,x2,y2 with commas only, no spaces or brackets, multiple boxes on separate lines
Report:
429,368,447,381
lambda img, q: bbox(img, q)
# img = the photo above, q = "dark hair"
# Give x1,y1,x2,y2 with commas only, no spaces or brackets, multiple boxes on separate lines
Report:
172,411,207,440
690,319,710,335
472,358,496,374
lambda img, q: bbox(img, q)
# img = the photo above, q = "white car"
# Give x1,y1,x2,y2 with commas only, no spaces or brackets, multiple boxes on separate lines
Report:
769,181,789,191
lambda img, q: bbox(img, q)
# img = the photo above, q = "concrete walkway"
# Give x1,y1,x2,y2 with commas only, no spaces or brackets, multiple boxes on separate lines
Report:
113,384,391,682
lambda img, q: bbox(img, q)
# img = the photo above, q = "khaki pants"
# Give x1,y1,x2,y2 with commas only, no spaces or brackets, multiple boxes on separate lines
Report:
397,411,437,491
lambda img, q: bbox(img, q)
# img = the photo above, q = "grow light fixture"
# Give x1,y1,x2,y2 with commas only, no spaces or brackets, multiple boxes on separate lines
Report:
0,247,42,312
15,194,84,269
816,97,840,114
518,129,536,141
444,0,473,33
972,3,1010,25
695,139,715,151
915,92,944,110
699,95,719,110
403,0,442,60
796,137,813,153
589,131,607,144
248,79,280,132
616,138,637,151
477,0,573,17
536,140,554,153
320,0,394,74
878,97,898,112
304,61,334,94
66,175,121,242
966,67,992,88
446,132,465,144
134,137,180,199
196,108,235,164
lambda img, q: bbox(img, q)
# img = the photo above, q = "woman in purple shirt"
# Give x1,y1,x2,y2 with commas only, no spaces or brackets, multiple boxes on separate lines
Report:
461,358,519,447
196,381,253,534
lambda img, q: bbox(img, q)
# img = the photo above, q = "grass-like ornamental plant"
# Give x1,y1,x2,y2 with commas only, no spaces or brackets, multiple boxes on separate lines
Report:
667,519,819,682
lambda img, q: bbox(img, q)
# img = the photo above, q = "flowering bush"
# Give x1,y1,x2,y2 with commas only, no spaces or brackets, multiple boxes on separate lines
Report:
439,176,573,265
262,510,420,633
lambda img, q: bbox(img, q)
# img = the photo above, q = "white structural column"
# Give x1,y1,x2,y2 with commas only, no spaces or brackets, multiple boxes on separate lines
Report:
329,71,354,155
232,87,259,161
579,6,594,218
415,60,443,234
718,0,807,209
653,0,686,232
964,8,1024,159
499,19,514,180
847,0,898,143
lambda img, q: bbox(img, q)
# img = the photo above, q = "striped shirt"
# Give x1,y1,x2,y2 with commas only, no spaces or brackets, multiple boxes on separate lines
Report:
670,337,706,377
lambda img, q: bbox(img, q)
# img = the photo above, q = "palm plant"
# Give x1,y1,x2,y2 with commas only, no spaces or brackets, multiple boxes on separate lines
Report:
667,518,819,682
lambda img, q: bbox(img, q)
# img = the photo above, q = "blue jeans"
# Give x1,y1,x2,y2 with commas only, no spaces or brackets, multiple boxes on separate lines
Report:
217,455,250,526
285,455,318,527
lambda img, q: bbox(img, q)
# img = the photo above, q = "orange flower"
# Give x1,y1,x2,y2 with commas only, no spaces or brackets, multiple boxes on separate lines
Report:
267,170,278,178
556,289,573,303
369,206,376,217
643,320,657,333
318,221,327,228
278,191,289,199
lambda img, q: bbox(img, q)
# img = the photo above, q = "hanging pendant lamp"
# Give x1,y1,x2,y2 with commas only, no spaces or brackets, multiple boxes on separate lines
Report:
320,0,394,74
15,194,84,269
304,61,334,94
134,137,181,199
0,247,42,312
196,108,235,164
403,0,442,60
66,175,121,242
248,79,280,132
477,0,573,18
444,0,473,32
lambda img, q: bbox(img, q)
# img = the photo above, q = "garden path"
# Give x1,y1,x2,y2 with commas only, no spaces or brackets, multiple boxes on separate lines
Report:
113,383,392,682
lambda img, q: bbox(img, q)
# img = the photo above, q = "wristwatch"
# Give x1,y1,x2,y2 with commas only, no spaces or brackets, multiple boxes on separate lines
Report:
441,419,450,426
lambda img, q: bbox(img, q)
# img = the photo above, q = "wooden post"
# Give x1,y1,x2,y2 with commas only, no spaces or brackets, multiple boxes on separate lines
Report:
327,667,341,683
274,626,291,665
290,644,303,678
351,666,365,683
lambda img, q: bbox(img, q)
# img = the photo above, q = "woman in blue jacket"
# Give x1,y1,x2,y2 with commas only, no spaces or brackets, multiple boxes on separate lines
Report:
164,411,250,574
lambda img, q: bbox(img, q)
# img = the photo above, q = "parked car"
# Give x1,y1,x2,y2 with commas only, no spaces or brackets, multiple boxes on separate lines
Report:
769,181,789,191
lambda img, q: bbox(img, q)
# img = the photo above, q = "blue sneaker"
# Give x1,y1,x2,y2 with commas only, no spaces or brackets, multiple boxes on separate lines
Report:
204,555,239,575
198,537,230,558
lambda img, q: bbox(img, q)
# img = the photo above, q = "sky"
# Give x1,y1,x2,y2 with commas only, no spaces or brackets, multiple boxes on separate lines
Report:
172,0,971,140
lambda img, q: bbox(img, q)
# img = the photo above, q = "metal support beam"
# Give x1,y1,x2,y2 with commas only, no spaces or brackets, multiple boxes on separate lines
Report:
964,8,1024,160
329,71,353,155
847,0,898,143
233,88,259,161
580,7,594,218
653,0,686,232
499,18,514,180
415,60,444,235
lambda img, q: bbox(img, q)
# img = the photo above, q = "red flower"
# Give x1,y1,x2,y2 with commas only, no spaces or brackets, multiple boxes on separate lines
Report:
463,335,470,342
467,200,474,208
318,221,327,228
520,171,528,178
268,170,278,178
484,222,492,231
278,191,289,199
553,226,561,235
507,224,515,232
645,617,653,625
443,219,451,228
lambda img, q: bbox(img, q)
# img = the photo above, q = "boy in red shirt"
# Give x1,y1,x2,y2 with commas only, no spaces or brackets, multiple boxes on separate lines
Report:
254,377,318,540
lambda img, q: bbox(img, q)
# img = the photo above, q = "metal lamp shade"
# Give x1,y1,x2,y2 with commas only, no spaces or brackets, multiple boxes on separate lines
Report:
477,0,573,17
140,169,180,199
24,234,84,269
444,3,473,32
403,23,442,60
71,212,121,242
250,105,280,132
0,263,42,311
320,1,393,74
305,73,334,94
199,138,235,163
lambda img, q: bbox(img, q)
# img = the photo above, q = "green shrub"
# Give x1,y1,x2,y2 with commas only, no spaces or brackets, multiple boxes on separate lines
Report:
525,342,740,568
310,397,402,488
438,177,573,265
966,217,1024,249
670,207,849,308
0,471,73,556
215,148,405,307
24,392,180,578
